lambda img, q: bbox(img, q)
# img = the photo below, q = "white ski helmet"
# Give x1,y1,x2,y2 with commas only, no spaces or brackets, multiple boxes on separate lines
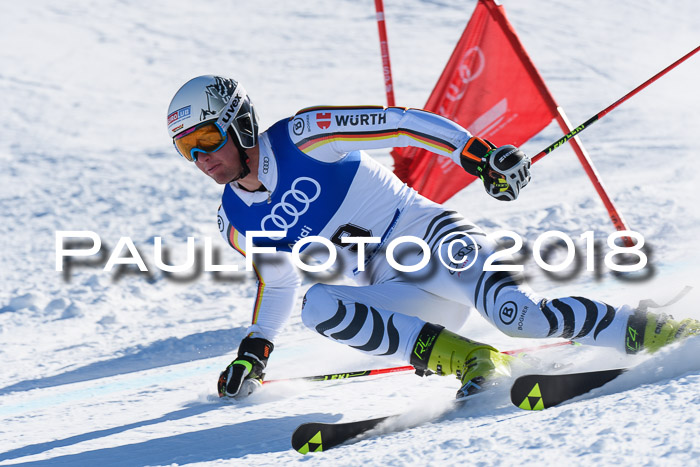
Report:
167,75,259,149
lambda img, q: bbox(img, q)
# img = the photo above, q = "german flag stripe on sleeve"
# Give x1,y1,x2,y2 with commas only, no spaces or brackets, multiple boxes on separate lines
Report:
296,128,457,154
250,274,265,325
227,225,266,325
227,224,245,256
294,105,386,116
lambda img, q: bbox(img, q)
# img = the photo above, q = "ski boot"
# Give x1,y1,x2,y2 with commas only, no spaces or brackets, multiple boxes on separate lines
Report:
409,323,512,398
625,309,700,354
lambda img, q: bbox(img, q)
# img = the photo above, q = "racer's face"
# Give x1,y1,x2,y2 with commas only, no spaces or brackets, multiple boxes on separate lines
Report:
194,136,245,184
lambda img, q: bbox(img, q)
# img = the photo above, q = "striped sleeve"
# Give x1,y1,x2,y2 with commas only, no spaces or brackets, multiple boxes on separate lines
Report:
287,106,473,164
218,205,300,342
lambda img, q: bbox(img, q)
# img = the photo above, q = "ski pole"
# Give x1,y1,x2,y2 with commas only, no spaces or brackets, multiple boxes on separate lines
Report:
532,45,700,163
263,340,576,385
501,339,578,356
263,365,414,385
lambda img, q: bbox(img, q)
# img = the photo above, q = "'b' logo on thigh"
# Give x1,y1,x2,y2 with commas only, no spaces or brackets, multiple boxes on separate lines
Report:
499,301,517,325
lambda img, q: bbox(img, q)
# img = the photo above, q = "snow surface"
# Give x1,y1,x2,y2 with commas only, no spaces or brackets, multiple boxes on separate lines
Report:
1,0,700,465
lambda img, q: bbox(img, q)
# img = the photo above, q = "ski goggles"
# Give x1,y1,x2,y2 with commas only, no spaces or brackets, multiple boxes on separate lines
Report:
172,121,228,162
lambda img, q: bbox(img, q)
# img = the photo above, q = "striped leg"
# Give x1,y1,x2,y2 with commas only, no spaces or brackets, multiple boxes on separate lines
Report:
489,288,633,352
401,205,633,352
301,283,440,362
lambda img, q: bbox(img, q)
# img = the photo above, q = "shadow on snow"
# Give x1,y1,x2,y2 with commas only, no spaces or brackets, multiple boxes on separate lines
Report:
0,327,249,395
0,402,341,464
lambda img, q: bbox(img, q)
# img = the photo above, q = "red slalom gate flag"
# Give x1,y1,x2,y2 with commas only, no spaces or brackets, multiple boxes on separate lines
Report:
393,0,558,203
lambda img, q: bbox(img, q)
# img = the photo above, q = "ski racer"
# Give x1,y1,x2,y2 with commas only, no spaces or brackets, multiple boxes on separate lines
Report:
166,75,700,399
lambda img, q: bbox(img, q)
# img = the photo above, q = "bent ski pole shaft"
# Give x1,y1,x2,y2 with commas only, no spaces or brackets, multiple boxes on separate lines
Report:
501,339,577,356
263,365,414,385
533,45,700,163
263,340,576,385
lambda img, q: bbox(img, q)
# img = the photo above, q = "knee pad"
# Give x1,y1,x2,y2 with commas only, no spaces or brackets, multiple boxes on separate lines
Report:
300,283,337,330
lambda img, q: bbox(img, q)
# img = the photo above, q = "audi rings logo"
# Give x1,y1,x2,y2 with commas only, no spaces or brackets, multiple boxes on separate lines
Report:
261,177,321,234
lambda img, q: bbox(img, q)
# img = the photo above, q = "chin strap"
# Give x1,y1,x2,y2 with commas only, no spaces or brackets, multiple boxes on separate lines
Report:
237,149,251,180
227,128,251,183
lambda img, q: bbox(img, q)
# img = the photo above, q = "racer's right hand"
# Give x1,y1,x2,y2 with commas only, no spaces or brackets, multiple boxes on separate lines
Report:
217,336,273,399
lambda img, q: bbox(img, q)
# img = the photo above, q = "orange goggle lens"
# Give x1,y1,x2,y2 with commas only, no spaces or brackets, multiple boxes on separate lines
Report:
173,122,227,162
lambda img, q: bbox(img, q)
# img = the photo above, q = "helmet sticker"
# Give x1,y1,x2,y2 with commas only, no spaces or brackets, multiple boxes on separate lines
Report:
168,105,191,126
201,77,236,121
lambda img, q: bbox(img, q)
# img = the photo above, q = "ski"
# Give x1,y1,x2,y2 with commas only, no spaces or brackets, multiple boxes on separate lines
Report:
510,368,626,410
291,398,469,454
290,342,580,453
291,415,393,453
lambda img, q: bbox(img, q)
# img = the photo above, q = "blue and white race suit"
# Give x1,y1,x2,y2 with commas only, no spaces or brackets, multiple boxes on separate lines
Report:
218,106,632,362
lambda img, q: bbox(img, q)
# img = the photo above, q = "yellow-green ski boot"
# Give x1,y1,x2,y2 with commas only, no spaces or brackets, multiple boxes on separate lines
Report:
409,323,512,398
625,309,700,354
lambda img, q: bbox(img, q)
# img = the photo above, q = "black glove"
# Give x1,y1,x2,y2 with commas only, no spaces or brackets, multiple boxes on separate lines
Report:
217,336,273,399
459,136,531,201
